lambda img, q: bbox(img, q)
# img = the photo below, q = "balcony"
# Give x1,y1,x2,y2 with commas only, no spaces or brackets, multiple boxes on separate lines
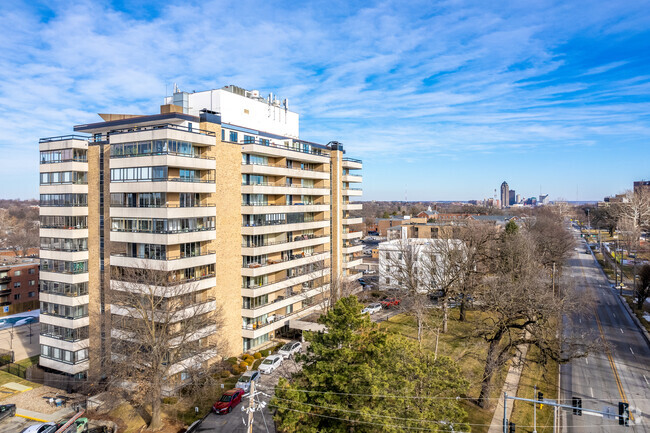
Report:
242,142,330,164
342,188,363,197
241,303,321,339
111,298,217,323
343,217,363,225
242,219,329,236
342,244,363,255
241,183,330,196
342,258,363,269
39,357,89,375
242,163,329,180
342,230,363,240
110,154,216,171
110,227,215,245
341,174,362,183
110,177,216,195
241,203,329,215
242,252,328,277
342,158,362,170
242,286,324,318
242,268,330,298
110,251,217,272
39,314,90,329
342,203,362,211
242,235,329,256
110,206,216,219
110,275,216,297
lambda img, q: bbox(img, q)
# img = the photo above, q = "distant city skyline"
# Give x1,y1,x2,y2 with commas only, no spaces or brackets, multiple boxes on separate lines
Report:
1,1,650,201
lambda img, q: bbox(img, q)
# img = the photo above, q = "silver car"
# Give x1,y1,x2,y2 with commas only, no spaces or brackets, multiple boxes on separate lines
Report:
278,341,302,359
362,303,382,315
235,370,260,392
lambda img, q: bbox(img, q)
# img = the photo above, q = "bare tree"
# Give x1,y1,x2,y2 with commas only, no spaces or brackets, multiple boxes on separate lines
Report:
474,230,591,408
421,237,467,333
107,265,225,431
382,240,431,345
312,270,359,313
455,222,499,321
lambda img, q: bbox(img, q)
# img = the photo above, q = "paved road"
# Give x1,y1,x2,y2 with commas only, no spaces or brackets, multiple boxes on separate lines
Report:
560,232,650,432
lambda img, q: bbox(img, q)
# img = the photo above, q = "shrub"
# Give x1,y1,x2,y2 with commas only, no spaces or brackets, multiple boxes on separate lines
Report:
260,349,270,357
231,365,244,375
253,352,262,359
162,397,178,405
274,343,284,352
239,361,249,369
245,358,255,366
253,359,262,370
226,357,238,365
220,370,231,378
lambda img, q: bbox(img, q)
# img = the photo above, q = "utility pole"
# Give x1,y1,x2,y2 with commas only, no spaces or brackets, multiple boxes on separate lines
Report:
552,262,556,297
533,385,538,433
247,380,256,433
503,391,508,433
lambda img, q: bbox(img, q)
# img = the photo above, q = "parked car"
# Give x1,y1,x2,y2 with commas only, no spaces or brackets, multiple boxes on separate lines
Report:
259,354,283,374
213,388,245,414
278,341,302,359
380,297,401,308
0,404,15,422
57,417,89,433
361,303,382,315
235,370,260,392
20,423,58,433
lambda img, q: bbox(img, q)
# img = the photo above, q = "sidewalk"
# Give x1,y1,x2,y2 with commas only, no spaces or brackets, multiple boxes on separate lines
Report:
487,343,529,433
17,406,75,422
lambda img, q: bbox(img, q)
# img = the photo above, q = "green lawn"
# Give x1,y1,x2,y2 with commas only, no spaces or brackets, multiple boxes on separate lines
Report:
509,346,559,433
381,309,512,433
0,370,39,390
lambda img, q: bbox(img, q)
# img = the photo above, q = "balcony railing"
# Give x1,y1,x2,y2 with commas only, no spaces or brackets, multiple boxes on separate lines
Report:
110,227,215,235
242,218,318,227
242,233,321,248
242,300,317,331
110,203,215,208
343,157,362,164
111,177,215,184
237,138,328,157
111,150,215,160
109,123,216,137
243,252,325,270
39,135,89,143
112,272,216,288
242,182,324,189
40,156,88,164
241,202,322,207
242,161,327,173
243,270,327,290
111,250,216,261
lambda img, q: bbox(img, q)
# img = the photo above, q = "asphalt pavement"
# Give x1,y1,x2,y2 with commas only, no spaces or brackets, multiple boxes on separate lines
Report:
560,232,650,432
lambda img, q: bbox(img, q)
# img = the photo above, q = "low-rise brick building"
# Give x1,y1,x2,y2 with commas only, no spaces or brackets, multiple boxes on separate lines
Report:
0,260,39,316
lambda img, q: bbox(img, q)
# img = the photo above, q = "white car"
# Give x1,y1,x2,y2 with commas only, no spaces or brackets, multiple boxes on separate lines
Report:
20,423,58,433
278,341,302,359
362,303,382,315
259,354,283,374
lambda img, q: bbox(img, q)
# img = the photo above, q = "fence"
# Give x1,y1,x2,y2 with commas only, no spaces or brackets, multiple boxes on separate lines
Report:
3,362,26,378
0,349,13,366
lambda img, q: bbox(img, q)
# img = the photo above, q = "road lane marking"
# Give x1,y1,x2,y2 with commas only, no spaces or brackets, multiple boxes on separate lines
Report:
620,328,624,334
630,347,634,355
582,264,635,421
644,375,648,385
585,358,588,364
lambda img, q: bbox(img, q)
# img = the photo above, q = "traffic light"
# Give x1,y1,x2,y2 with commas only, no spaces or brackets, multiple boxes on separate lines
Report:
509,421,516,433
619,402,629,426
537,391,544,409
572,397,582,416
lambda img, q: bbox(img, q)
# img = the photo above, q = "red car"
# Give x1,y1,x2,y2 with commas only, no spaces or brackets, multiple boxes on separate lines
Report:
380,297,401,308
213,388,245,414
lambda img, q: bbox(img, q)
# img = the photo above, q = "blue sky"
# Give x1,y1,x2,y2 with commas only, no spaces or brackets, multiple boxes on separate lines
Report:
1,0,650,201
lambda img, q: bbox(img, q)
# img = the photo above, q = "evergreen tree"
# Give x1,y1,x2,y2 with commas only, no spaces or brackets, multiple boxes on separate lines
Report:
272,297,469,432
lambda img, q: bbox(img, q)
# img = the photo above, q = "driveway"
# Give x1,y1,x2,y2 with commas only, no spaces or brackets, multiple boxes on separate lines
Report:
194,356,304,433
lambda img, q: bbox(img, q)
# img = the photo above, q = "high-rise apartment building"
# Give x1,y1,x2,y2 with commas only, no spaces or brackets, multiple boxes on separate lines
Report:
38,85,363,382
500,181,509,209
509,189,516,206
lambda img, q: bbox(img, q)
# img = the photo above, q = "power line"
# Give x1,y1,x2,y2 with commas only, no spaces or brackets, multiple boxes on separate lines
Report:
269,404,471,432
